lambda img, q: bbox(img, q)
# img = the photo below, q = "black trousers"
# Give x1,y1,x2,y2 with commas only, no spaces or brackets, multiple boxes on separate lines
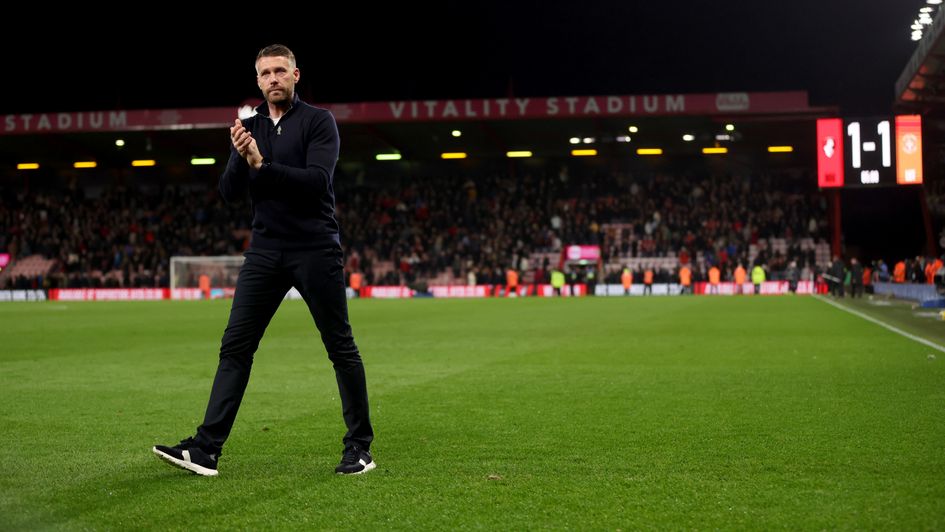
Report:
851,281,863,298
195,247,373,453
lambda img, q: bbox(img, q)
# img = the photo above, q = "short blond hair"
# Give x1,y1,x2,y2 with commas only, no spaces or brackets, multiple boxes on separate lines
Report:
256,44,296,68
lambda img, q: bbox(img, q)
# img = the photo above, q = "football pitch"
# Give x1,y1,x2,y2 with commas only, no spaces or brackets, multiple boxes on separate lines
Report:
2,296,944,529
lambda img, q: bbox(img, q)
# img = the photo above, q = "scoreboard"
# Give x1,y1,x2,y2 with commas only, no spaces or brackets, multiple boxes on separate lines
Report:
816,115,923,188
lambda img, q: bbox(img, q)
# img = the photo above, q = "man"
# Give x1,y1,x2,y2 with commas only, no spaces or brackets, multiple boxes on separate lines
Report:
876,259,889,282
829,256,845,297
733,263,746,295
349,270,363,298
567,267,580,295
585,265,597,296
621,266,633,296
532,262,546,295
849,257,864,298
927,255,944,285
893,259,906,283
643,264,654,295
707,265,720,295
153,44,375,477
751,262,766,295
550,268,565,296
934,256,945,294
505,266,519,297
786,261,800,294
678,264,691,295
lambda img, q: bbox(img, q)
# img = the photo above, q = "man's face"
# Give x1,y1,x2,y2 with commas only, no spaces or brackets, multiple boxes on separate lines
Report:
256,56,299,105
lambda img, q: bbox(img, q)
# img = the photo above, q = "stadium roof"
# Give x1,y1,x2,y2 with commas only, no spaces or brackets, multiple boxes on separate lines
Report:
897,4,945,113
0,116,818,167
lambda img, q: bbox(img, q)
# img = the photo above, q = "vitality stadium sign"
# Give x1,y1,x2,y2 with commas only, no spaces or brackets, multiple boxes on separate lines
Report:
1,91,820,134
382,95,687,119
320,91,816,122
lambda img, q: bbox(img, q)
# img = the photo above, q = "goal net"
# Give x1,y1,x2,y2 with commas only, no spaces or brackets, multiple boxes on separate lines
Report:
170,256,244,293
169,256,346,301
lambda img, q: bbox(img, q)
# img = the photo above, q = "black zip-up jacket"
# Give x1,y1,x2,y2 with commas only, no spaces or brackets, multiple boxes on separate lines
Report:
219,94,341,250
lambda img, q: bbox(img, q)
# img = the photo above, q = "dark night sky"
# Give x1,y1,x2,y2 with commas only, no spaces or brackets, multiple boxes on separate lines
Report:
1,1,928,116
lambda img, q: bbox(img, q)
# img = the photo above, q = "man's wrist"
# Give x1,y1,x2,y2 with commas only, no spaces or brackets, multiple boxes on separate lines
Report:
252,157,269,171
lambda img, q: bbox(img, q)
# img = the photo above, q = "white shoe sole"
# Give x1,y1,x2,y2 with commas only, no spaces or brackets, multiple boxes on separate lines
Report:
337,460,377,475
152,446,218,477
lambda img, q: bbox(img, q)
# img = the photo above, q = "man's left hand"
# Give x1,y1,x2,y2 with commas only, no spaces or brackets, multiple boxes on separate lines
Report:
245,138,264,170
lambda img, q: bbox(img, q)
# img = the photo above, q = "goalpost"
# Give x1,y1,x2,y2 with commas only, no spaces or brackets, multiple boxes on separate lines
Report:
169,255,353,300
170,256,244,292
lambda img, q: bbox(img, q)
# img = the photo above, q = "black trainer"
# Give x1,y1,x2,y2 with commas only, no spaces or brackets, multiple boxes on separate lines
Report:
152,437,219,477
335,445,376,475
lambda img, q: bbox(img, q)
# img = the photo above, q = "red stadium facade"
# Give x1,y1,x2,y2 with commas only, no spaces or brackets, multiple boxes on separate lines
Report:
1,91,827,134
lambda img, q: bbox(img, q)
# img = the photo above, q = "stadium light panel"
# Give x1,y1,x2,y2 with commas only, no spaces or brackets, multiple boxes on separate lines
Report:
768,146,794,153
115,139,125,147
725,124,735,132
375,153,402,161
74,161,97,169
920,6,933,12
571,149,598,156
451,130,462,137
703,147,728,154
628,126,639,133
17,163,39,170
928,0,942,4
190,158,216,166
636,148,663,155
506,151,533,158
132,160,156,167
682,134,695,142
441,152,467,159
569,137,581,144
582,137,595,144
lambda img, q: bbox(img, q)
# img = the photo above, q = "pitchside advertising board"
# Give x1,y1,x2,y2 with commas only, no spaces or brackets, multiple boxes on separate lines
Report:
817,115,923,188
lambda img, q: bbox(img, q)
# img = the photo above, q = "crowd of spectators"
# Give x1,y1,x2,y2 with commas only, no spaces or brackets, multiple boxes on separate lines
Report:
0,166,838,290
336,168,829,286
1,184,249,289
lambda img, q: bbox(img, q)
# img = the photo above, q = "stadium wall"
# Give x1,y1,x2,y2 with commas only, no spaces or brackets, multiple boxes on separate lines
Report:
872,282,941,303
0,283,835,301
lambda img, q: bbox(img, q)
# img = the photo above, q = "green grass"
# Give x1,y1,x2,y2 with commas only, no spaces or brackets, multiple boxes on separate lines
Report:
1,296,944,530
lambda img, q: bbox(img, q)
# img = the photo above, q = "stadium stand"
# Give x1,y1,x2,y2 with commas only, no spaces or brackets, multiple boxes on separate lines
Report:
1,165,834,289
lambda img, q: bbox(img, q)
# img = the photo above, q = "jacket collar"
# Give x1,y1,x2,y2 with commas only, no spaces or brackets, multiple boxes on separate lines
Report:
255,92,300,118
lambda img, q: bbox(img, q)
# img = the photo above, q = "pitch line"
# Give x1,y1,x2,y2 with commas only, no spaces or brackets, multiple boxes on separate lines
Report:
813,295,945,354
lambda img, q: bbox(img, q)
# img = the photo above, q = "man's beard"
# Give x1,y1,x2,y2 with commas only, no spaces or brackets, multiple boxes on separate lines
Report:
267,88,292,104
